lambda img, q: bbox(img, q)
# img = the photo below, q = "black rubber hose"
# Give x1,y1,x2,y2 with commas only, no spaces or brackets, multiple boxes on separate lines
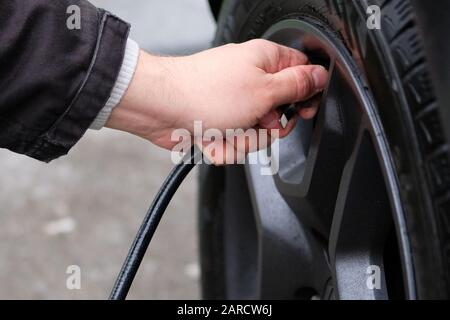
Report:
109,145,200,300
109,101,301,300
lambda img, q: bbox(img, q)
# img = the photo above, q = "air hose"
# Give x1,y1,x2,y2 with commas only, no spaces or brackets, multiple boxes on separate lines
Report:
109,103,300,300
109,145,201,300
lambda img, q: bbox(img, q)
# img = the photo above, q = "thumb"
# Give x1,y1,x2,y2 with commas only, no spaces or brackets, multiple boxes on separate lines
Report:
269,65,328,106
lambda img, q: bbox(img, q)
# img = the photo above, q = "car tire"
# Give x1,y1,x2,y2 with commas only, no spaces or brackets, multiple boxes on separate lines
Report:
199,0,450,299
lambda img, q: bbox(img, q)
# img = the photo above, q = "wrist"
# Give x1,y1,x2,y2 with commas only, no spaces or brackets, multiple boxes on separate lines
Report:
106,51,186,148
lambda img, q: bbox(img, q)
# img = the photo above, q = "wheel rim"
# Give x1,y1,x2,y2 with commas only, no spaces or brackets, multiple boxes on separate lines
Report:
227,18,416,300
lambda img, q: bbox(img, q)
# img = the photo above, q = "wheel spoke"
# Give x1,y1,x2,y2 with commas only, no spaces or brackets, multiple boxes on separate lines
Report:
328,131,392,300
244,162,330,299
274,59,364,237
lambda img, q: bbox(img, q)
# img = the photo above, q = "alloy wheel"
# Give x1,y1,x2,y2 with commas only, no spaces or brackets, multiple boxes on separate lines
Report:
226,18,416,300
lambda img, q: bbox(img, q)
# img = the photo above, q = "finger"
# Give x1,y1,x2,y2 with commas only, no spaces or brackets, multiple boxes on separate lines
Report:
199,128,279,165
259,110,283,130
269,65,328,107
199,139,246,166
258,109,298,139
299,96,321,120
273,44,309,72
197,139,228,166
247,40,309,72
278,115,298,138
251,124,278,151
225,127,276,155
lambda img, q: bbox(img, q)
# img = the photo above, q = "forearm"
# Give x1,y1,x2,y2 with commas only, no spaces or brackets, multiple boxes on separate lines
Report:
0,0,130,162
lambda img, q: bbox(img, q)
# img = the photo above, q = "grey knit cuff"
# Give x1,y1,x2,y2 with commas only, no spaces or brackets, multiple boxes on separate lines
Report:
90,38,140,130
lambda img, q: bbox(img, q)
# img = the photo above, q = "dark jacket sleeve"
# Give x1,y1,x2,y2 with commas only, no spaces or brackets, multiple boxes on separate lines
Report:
0,0,130,162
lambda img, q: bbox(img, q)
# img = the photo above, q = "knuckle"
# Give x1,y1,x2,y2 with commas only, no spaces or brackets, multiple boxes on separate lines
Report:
293,67,314,98
224,42,238,49
249,39,275,51
264,76,279,106
250,38,269,46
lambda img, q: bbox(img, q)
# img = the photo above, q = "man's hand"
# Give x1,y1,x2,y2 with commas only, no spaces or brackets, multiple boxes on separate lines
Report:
106,39,328,161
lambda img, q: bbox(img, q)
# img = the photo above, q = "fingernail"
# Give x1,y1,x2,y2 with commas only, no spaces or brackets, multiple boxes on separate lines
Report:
312,66,328,91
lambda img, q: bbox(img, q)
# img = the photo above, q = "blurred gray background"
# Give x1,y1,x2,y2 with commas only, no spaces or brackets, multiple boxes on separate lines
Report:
0,0,216,299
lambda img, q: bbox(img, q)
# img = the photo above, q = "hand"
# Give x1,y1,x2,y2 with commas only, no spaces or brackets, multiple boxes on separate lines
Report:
106,39,328,162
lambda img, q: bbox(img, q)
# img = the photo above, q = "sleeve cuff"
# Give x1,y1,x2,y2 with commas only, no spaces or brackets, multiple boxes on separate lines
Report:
90,38,140,130
26,10,131,162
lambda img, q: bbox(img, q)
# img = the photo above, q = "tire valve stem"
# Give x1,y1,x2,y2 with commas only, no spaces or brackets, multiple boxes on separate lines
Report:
278,96,319,128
